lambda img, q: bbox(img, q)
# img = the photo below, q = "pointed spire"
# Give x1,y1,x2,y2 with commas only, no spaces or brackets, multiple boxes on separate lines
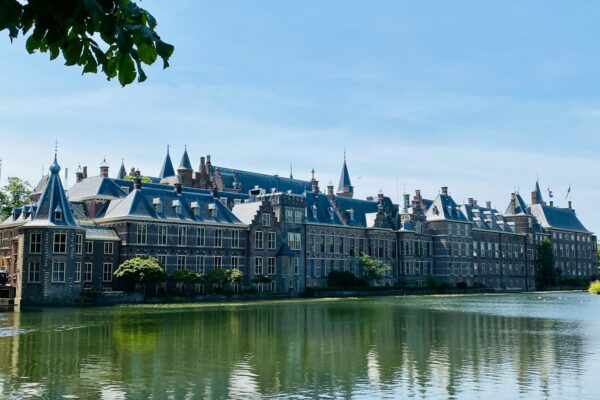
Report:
336,152,354,198
534,179,544,205
289,161,293,179
178,145,193,170
159,144,176,178
32,152,76,226
117,159,127,179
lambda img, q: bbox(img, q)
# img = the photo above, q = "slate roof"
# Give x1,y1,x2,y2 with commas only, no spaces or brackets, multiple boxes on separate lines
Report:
117,162,127,180
337,160,353,193
100,185,244,226
32,175,49,195
27,156,77,228
179,147,193,170
67,176,128,201
505,193,530,216
304,192,344,225
530,204,590,233
333,196,379,227
461,204,515,233
215,166,311,194
535,181,545,204
159,148,176,178
426,193,468,222
0,205,36,228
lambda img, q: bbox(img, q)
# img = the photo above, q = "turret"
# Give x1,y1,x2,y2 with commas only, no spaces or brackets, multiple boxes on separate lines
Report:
177,146,193,187
158,145,176,179
336,152,354,198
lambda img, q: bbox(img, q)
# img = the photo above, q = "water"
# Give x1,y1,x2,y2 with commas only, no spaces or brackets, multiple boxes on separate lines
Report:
0,292,598,399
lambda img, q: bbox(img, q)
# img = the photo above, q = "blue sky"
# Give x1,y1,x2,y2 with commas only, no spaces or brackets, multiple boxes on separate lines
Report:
1,1,600,231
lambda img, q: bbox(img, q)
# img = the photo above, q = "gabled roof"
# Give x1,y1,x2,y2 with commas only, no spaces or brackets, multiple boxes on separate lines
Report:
159,147,176,178
67,176,128,202
231,202,261,225
179,147,193,170
426,193,467,222
28,155,77,227
530,204,590,233
505,193,530,216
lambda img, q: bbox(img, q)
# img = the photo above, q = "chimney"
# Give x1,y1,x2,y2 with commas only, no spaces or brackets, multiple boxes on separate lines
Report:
486,201,492,209
100,164,109,178
83,166,88,179
327,184,334,197
403,193,410,210
441,187,448,196
531,190,538,205
366,196,374,201
377,191,385,204
468,198,474,206
174,182,182,194
568,200,572,209
312,179,320,195
549,201,554,207
76,169,84,183
133,174,142,190
206,155,212,167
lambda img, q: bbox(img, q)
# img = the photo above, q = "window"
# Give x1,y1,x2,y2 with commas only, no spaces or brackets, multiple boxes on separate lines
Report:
30,233,42,253
102,263,113,282
51,262,66,282
53,232,67,254
156,255,167,269
158,225,168,245
177,226,187,246
197,228,206,247
268,232,277,250
294,210,303,224
28,262,40,283
232,256,240,270
267,257,276,275
54,207,62,221
293,257,300,275
288,233,302,250
254,257,263,275
86,241,94,254
232,230,240,248
262,213,271,227
76,234,83,254
255,231,264,249
176,255,186,270
104,242,114,255
214,256,222,269
196,256,205,274
84,263,93,282
285,210,294,223
75,262,82,282
137,224,148,244
215,229,223,247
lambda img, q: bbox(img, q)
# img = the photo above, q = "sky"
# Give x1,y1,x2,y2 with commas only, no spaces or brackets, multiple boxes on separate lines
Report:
1,1,600,231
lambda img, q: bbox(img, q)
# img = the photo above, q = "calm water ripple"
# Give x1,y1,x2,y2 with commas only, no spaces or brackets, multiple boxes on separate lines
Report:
0,292,598,399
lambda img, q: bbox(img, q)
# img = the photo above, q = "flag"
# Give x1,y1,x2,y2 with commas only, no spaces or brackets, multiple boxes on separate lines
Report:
565,186,571,200
547,188,554,198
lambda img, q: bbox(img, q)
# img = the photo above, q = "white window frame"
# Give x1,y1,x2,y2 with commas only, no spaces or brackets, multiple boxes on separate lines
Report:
30,233,42,254
104,241,114,255
102,263,113,282
84,262,93,282
53,232,67,254
51,262,66,283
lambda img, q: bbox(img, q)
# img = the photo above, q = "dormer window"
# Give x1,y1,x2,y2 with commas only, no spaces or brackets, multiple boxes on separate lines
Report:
191,201,200,217
172,199,181,214
53,205,62,221
208,203,217,218
311,205,318,219
153,198,162,213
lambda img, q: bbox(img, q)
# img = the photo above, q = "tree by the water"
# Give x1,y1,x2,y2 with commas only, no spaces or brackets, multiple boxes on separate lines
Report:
0,0,174,86
536,237,557,289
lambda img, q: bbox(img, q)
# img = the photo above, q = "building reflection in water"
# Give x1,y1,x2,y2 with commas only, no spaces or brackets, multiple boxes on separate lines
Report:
0,298,588,399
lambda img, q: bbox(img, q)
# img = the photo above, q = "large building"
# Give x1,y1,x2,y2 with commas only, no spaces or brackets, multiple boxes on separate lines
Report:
0,147,597,305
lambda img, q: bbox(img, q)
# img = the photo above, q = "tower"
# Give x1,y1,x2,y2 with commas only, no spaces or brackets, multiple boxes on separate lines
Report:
159,145,176,179
336,151,354,198
177,146,193,187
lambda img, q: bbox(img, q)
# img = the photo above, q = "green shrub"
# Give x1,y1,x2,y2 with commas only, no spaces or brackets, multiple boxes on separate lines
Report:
588,280,600,295
327,271,367,288
169,269,204,283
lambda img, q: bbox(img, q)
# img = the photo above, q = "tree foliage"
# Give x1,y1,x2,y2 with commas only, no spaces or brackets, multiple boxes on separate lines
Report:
204,268,230,287
0,0,174,86
359,255,390,286
228,268,244,285
536,237,557,289
589,280,600,295
169,269,204,284
114,256,166,285
327,270,366,288
251,274,273,284
124,175,152,183
0,177,32,220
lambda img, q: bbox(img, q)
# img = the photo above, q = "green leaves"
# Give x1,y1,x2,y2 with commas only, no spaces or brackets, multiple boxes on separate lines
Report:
1,0,174,86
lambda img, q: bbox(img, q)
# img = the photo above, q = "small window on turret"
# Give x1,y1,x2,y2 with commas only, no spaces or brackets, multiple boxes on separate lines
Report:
54,209,62,221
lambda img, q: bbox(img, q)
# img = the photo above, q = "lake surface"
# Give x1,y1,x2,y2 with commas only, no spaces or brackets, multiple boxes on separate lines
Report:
0,292,598,399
